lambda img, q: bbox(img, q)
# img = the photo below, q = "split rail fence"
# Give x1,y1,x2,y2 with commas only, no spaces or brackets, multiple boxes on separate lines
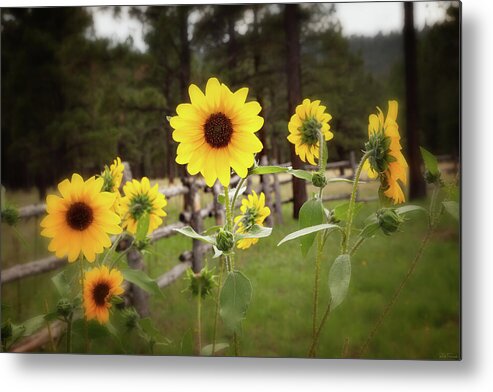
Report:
1,153,457,351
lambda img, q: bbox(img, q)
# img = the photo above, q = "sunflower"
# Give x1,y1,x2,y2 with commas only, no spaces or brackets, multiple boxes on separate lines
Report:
101,157,125,214
101,157,124,193
120,177,167,235
363,100,408,204
40,174,122,263
83,266,124,324
287,98,334,165
170,77,264,187
234,191,271,250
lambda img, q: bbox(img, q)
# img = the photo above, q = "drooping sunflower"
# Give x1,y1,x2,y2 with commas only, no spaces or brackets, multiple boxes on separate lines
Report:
287,98,334,165
234,191,271,250
83,266,124,324
363,100,408,204
40,174,122,262
120,177,167,235
170,77,264,187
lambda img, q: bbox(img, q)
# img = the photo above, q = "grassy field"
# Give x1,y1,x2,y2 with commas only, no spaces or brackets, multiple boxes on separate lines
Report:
1,173,460,359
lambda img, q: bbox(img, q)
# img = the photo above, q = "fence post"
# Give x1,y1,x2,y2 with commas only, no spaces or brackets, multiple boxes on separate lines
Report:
184,177,204,273
260,155,274,227
121,161,150,317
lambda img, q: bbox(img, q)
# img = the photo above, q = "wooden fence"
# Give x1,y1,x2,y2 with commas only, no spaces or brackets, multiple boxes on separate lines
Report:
1,153,457,351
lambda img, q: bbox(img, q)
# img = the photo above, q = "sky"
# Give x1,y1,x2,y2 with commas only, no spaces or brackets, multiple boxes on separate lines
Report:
90,1,455,53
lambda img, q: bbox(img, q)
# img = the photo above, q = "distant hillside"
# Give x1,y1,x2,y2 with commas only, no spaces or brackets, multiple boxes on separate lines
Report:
348,32,403,78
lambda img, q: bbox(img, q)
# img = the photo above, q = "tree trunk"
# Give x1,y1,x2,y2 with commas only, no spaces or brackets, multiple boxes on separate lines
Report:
404,2,426,199
284,4,307,219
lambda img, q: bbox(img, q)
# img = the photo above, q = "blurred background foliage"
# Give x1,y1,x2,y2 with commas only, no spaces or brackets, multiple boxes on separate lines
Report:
1,3,459,199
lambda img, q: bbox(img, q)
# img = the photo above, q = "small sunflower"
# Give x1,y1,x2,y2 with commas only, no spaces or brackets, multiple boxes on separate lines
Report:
120,177,167,235
363,100,408,204
170,77,264,187
101,157,124,193
287,98,334,165
40,174,122,262
234,191,271,250
83,266,124,324
101,157,125,214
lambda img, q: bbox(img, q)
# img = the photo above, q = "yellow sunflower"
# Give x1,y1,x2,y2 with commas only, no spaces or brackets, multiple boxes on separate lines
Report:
170,77,264,187
83,266,124,324
101,157,124,193
120,177,167,235
287,98,334,165
101,157,125,214
363,100,408,204
234,191,271,250
40,174,122,263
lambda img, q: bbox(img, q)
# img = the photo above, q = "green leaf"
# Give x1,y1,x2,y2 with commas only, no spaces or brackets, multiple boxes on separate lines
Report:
219,271,253,333
200,342,229,356
277,224,340,247
395,205,428,216
298,198,325,256
212,245,223,259
288,169,313,182
328,254,351,310
122,269,164,300
360,223,380,238
442,201,459,221
235,224,272,239
174,226,215,245
249,165,289,175
420,147,440,176
51,270,71,297
334,201,363,223
135,212,150,242
327,178,362,184
21,314,47,336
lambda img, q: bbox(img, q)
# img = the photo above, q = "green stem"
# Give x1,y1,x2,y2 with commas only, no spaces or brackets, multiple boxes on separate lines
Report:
358,185,440,358
308,300,332,357
343,151,371,253
349,236,366,256
79,257,89,352
233,332,240,356
231,177,247,212
211,257,224,356
311,232,324,341
101,232,124,266
197,282,202,356
224,185,232,232
65,316,72,353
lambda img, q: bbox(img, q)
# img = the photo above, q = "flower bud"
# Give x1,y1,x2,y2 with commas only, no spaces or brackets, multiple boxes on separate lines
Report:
56,298,73,319
376,208,404,236
185,266,217,298
216,228,234,252
1,205,19,227
1,320,13,343
122,307,139,330
312,172,327,188
424,170,443,186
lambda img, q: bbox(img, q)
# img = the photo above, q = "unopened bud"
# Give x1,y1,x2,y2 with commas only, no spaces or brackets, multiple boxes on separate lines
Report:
312,172,327,188
216,228,234,252
376,208,404,236
56,298,73,319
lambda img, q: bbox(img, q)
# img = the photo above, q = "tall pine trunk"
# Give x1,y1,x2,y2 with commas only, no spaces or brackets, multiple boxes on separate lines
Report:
404,2,426,199
284,4,307,219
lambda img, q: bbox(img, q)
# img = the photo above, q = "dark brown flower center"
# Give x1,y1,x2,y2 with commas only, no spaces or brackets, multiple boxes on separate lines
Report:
66,202,94,231
92,282,110,306
203,112,233,148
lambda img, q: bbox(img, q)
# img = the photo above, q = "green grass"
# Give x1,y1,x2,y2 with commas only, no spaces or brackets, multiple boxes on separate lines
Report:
1,178,460,359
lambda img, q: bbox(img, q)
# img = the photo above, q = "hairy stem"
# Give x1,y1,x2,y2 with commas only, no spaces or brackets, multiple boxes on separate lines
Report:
343,151,371,253
308,300,332,358
211,257,224,356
